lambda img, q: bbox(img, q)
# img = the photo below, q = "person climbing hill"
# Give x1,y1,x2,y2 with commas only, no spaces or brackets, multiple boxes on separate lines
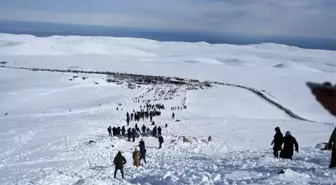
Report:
280,131,299,160
271,127,283,158
139,139,147,163
158,135,164,149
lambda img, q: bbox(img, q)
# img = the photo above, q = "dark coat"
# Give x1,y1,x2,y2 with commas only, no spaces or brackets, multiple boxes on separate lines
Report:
329,127,336,148
280,135,299,159
158,127,162,135
127,129,132,138
114,152,126,169
139,140,146,154
272,131,283,150
159,136,164,143
122,126,126,135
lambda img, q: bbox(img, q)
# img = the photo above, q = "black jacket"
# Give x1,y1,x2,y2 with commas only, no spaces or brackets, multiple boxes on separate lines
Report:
272,131,283,150
159,136,164,143
139,141,146,153
114,152,126,169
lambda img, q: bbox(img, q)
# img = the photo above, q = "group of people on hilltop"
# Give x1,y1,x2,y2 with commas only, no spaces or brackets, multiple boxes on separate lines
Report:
126,104,164,124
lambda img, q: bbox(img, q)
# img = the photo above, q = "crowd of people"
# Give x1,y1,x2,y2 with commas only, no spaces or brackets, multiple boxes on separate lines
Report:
108,103,170,178
110,81,336,179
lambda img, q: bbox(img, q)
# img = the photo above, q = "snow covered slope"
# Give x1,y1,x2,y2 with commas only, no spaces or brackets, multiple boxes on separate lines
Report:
0,33,335,123
0,34,335,185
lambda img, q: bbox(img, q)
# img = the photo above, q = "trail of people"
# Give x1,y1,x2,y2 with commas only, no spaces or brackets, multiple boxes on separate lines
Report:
2,65,333,125
0,67,334,185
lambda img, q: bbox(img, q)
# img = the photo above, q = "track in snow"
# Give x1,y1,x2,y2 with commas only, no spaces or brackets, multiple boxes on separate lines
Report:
1,65,333,126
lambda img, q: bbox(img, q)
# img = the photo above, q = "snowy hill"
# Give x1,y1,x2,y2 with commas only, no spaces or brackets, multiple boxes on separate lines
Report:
0,34,335,185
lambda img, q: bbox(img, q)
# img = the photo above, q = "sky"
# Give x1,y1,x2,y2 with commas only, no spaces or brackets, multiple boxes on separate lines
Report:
0,0,335,39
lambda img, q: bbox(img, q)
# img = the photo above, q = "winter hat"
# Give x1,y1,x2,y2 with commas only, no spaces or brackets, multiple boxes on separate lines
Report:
285,131,291,136
275,127,280,132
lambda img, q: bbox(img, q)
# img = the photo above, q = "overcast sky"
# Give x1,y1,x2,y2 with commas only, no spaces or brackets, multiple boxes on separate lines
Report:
0,0,335,39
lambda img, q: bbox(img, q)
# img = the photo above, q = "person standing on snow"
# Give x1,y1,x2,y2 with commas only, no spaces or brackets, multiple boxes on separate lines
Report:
116,127,121,138
271,127,283,158
132,148,141,167
158,134,164,149
113,151,127,179
126,117,130,126
208,136,212,142
127,128,132,141
121,126,126,138
153,126,157,137
135,123,140,133
139,139,147,163
328,127,336,168
158,126,162,136
141,124,146,134
107,126,112,137
132,128,136,142
280,131,299,160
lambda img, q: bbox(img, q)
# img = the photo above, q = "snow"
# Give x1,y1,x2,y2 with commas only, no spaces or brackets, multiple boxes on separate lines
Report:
0,33,335,185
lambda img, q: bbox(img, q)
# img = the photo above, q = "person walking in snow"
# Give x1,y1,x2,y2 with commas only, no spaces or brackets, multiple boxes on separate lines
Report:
172,112,175,119
158,135,164,149
132,148,141,167
132,128,136,142
121,126,126,138
158,126,162,136
107,126,112,137
280,131,299,160
126,117,130,126
130,113,134,121
127,128,132,141
116,127,121,138
113,151,126,179
139,139,147,163
126,112,130,120
141,124,146,135
271,127,283,158
112,127,117,137
153,126,157,137
328,127,336,168
208,136,212,142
